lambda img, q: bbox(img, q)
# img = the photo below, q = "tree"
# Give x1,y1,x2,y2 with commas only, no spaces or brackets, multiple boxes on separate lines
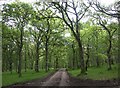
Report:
30,16,44,72
92,13,117,70
51,0,91,74
81,20,109,68
99,21,117,70
23,30,31,72
43,18,64,72
91,0,120,66
2,2,34,77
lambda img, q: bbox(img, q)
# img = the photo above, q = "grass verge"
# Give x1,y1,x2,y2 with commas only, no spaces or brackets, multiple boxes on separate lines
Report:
2,69,54,87
68,64,118,80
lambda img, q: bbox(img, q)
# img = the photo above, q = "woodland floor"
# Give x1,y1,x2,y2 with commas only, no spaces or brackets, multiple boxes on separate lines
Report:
3,68,120,88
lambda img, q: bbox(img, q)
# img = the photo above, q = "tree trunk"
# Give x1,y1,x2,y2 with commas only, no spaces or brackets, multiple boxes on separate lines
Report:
77,38,85,74
95,32,99,67
118,17,120,80
72,44,75,69
35,43,39,72
45,38,48,72
2,58,5,72
16,58,18,73
9,53,13,74
24,45,27,72
96,52,99,67
71,27,85,74
18,29,23,77
96,47,99,67
96,57,99,67
75,15,85,74
48,55,51,71
9,62,12,74
56,58,58,70
86,57,89,71
107,38,112,70
86,40,90,71
30,50,33,70
54,60,55,70
9,56,12,73
111,58,114,65
76,50,80,69
15,50,18,73
18,47,22,77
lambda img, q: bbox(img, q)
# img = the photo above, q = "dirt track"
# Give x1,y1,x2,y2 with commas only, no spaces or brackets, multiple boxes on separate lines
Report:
9,68,70,88
4,68,120,88
70,76,119,88
42,68,69,86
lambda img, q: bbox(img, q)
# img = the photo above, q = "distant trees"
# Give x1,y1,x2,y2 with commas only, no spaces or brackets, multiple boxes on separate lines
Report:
2,23,14,73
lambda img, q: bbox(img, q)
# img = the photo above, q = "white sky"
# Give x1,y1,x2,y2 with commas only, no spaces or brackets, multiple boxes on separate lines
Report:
99,0,118,6
65,33,71,37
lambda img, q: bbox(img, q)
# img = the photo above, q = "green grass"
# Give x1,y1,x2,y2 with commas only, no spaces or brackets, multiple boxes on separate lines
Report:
68,64,118,80
2,69,54,87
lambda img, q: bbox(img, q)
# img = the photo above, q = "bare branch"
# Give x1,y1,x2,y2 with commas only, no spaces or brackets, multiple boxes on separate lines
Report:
78,5,91,21
111,28,117,37
94,2,120,18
